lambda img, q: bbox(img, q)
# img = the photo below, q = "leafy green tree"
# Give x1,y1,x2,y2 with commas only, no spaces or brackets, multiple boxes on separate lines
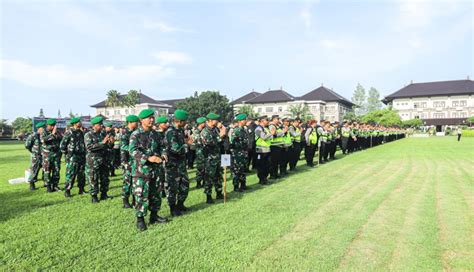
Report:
124,89,141,108
351,83,367,116
361,108,401,126
12,117,33,136
289,103,312,121
468,115,474,125
105,90,122,108
402,118,423,128
236,104,257,118
342,111,359,122
175,90,233,124
367,87,383,112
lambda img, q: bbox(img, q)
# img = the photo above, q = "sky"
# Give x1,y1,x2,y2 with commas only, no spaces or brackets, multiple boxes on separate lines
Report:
1,0,473,120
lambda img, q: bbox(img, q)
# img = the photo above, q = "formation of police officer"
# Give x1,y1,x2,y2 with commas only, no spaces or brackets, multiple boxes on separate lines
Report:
25,111,405,231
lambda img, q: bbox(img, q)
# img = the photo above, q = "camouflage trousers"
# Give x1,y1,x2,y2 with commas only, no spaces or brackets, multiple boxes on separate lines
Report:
231,150,248,188
132,175,161,218
122,162,132,198
42,152,60,187
85,155,109,196
28,154,42,183
165,159,189,205
105,150,114,175
204,154,222,196
195,152,205,185
64,155,85,191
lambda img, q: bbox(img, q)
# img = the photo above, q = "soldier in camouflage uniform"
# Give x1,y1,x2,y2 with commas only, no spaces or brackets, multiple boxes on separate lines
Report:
60,117,86,197
163,109,190,216
230,113,249,192
120,115,139,208
130,109,168,231
25,122,45,190
85,116,112,203
103,122,116,176
40,119,61,192
201,112,227,204
155,116,170,198
193,117,207,188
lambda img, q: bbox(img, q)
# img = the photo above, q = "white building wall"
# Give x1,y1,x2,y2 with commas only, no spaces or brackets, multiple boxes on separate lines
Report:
95,104,171,121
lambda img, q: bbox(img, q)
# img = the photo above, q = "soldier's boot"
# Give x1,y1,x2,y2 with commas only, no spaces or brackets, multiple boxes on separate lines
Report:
195,181,202,188
100,193,109,201
241,181,248,190
206,195,215,204
46,185,53,193
91,195,99,203
123,197,131,209
137,217,147,231
233,185,239,192
177,200,189,212
169,204,182,217
29,183,36,191
111,170,116,177
64,190,72,198
78,187,85,195
216,192,224,200
149,211,168,225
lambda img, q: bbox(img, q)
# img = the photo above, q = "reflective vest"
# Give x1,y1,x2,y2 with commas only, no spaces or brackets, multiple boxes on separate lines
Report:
292,127,301,143
256,126,271,153
309,129,318,145
270,125,284,146
283,131,292,147
342,127,351,137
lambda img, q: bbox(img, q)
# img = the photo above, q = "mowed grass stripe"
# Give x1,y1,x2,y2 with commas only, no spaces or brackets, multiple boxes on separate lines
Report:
247,147,413,270
435,155,474,270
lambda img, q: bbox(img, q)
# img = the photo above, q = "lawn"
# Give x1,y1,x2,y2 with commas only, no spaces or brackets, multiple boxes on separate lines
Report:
0,137,473,271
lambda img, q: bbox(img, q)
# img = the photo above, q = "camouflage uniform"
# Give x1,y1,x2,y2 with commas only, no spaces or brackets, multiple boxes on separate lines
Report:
121,128,134,199
104,129,115,175
154,129,167,198
201,125,223,196
60,127,86,191
192,127,205,187
84,130,109,197
163,124,189,207
129,127,162,218
230,125,249,190
25,132,42,184
40,130,61,188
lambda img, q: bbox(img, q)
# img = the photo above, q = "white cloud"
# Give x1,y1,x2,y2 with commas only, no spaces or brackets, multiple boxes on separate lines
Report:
300,0,319,30
0,59,175,90
151,51,193,65
143,20,191,33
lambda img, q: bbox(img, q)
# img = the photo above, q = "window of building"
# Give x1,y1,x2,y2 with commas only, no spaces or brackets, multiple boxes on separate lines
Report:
265,107,273,113
433,113,445,119
420,102,427,108
311,106,317,111
452,101,459,107
460,112,467,118
460,100,467,107
433,101,445,108
125,109,129,114
257,107,262,113
452,112,458,118
278,106,283,112
414,103,419,108
114,109,120,115
105,110,109,115
131,109,135,114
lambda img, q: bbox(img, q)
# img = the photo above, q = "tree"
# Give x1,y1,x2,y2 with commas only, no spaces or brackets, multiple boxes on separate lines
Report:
342,111,359,122
39,108,45,118
105,90,122,108
289,103,312,121
351,83,367,116
236,104,257,119
0,119,13,137
124,89,141,108
361,108,401,127
402,118,423,128
175,90,233,124
12,117,33,136
367,87,383,112
468,115,474,126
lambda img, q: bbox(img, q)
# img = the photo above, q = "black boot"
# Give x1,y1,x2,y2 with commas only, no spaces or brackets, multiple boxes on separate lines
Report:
46,185,53,193
206,195,215,204
123,197,131,209
149,211,168,224
241,181,248,190
196,181,202,188
91,195,99,203
137,217,147,231
64,190,71,198
216,192,224,200
100,193,109,200
177,200,189,212
233,185,239,192
169,204,182,217
29,183,36,191
78,187,85,195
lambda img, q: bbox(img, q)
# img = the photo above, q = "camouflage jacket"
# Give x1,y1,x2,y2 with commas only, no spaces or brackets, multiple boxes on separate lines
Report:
129,127,159,178
201,125,221,157
40,130,61,153
192,128,204,156
25,132,41,155
163,124,186,161
60,128,85,158
231,125,249,152
84,130,106,157
120,128,134,164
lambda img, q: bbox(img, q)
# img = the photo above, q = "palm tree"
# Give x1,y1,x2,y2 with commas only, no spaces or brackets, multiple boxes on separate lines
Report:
125,89,141,108
105,90,122,118
289,103,312,120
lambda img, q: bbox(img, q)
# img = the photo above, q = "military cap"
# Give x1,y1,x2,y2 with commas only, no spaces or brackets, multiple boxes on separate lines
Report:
271,115,279,119
104,121,114,127
257,115,267,120
206,112,220,120
91,116,104,125
156,116,168,124
235,113,247,121
196,117,207,124
125,115,139,123
69,117,81,125
46,118,56,126
174,109,188,121
138,109,155,119
35,121,46,128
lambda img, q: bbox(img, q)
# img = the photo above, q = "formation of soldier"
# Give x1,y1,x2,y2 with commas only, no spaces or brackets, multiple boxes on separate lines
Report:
25,110,406,231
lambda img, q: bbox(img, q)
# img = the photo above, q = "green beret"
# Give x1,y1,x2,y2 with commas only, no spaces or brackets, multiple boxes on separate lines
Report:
35,121,46,129
196,117,207,124
138,109,155,119
69,117,80,125
126,115,139,123
156,116,168,124
46,118,56,126
206,112,220,120
235,113,247,121
91,116,104,125
174,109,188,121
104,122,113,128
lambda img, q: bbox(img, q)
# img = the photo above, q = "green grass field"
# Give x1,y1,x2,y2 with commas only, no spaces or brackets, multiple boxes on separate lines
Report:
1,137,473,271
